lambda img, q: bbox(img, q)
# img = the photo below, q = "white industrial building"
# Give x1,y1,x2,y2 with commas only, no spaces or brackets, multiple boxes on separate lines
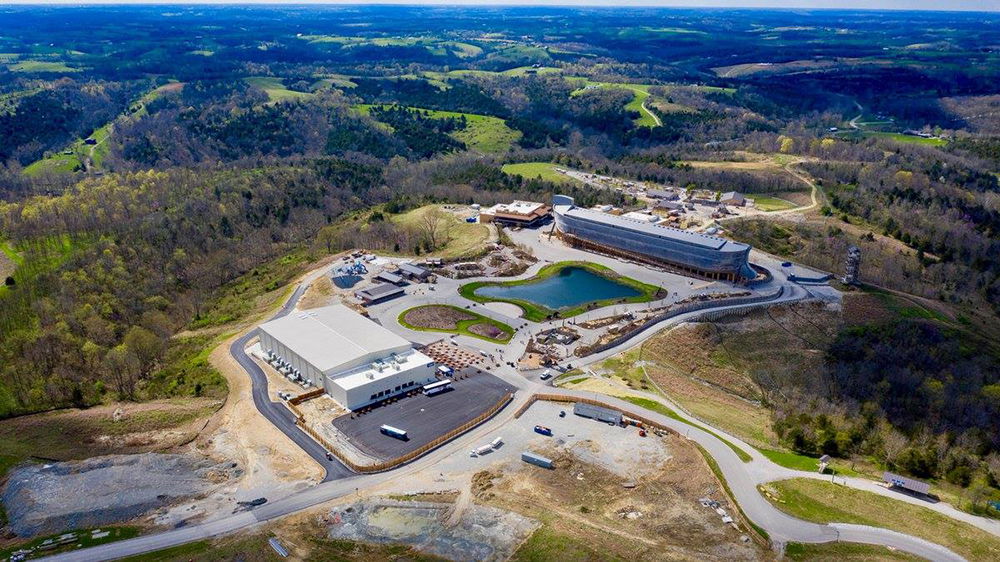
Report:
257,305,437,410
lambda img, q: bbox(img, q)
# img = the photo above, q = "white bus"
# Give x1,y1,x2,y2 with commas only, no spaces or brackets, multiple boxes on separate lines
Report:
379,424,408,440
423,379,453,396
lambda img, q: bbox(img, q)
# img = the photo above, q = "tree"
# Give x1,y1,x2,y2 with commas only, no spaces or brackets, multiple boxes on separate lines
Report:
419,208,448,251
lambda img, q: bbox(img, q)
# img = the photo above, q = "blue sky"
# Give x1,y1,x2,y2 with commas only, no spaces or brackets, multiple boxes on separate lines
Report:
15,1,1000,12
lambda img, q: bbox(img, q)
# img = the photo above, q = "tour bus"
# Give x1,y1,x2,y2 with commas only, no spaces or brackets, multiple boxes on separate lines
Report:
379,424,408,440
423,379,453,396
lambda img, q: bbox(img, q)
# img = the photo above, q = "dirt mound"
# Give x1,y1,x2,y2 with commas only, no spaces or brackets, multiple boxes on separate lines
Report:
2,453,242,537
467,322,504,339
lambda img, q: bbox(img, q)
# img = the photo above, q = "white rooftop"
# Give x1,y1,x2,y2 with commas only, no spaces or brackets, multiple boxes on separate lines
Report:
485,200,545,216
258,305,412,375
334,348,434,391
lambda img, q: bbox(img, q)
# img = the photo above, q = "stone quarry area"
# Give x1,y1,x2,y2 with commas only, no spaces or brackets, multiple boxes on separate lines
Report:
324,498,538,561
2,453,242,537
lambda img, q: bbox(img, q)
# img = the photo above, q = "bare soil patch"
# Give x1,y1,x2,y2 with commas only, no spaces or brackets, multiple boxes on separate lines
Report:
403,305,475,330
478,434,769,560
467,322,504,339
0,398,222,462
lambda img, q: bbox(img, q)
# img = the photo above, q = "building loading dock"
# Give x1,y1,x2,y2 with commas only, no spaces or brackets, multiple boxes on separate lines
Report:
258,304,437,410
332,370,514,461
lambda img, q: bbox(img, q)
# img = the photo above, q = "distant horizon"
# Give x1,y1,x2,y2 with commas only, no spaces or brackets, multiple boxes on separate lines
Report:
4,1,998,15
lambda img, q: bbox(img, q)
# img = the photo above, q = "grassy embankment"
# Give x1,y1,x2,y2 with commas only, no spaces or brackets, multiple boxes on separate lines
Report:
0,527,140,560
458,261,662,322
784,541,922,561
118,532,443,562
764,478,1000,561
353,104,521,153
244,76,314,103
398,304,514,343
500,162,580,185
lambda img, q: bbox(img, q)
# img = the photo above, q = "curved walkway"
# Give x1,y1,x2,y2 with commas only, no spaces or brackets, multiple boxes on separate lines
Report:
229,283,354,483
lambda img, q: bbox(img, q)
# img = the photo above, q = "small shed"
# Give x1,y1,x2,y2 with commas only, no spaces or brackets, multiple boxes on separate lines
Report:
355,284,405,305
398,262,431,280
720,191,746,207
647,189,680,201
573,402,623,424
883,471,931,495
375,271,405,286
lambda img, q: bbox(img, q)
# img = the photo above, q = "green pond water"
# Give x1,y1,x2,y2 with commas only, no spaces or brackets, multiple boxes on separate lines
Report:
475,266,641,309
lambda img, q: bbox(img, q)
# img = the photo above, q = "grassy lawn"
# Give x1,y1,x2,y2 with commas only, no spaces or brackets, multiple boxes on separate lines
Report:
752,195,798,212
764,478,1000,561
512,523,621,562
354,104,520,153
390,204,491,260
8,60,79,73
758,448,860,478
244,76,315,103
501,162,578,184
398,304,514,343
0,527,139,560
458,261,662,322
785,541,922,561
865,131,947,146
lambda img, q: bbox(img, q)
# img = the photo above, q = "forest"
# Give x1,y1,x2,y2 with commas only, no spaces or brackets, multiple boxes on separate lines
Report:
0,4,999,497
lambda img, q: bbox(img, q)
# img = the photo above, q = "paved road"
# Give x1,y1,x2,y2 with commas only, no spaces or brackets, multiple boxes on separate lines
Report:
230,283,354,482
41,264,977,561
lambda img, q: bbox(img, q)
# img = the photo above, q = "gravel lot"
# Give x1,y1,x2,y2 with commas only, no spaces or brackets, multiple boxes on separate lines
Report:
2,453,242,537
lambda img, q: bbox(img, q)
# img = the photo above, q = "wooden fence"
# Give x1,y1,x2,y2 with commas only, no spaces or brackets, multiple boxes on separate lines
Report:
289,388,324,405
295,391,515,474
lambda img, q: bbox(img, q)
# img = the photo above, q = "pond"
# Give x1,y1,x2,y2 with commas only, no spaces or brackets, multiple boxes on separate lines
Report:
475,266,641,309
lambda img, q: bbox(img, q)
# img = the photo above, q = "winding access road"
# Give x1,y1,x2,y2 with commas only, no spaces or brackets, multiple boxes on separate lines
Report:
42,271,986,562
229,283,354,482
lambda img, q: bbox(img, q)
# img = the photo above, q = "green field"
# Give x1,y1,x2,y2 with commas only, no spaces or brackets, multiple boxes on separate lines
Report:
764,478,1000,561
244,76,315,103
569,80,659,127
500,162,578,184
22,82,175,177
865,131,948,146
458,261,663,322
8,60,79,73
784,542,921,561
751,195,798,212
1,527,139,560
398,304,514,343
354,104,520,153
390,205,491,259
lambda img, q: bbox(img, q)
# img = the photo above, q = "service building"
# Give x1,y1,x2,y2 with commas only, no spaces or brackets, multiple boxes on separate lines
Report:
258,305,437,410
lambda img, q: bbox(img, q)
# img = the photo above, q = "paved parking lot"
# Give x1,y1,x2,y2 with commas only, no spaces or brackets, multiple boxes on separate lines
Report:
332,370,515,461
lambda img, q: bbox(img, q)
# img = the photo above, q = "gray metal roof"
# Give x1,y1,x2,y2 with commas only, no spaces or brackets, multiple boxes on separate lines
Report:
375,271,404,284
398,263,429,277
258,305,412,375
555,204,749,253
358,284,404,298
882,471,931,494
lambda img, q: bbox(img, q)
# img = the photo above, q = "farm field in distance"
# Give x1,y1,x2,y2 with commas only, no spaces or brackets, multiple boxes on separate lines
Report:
0,4,999,562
